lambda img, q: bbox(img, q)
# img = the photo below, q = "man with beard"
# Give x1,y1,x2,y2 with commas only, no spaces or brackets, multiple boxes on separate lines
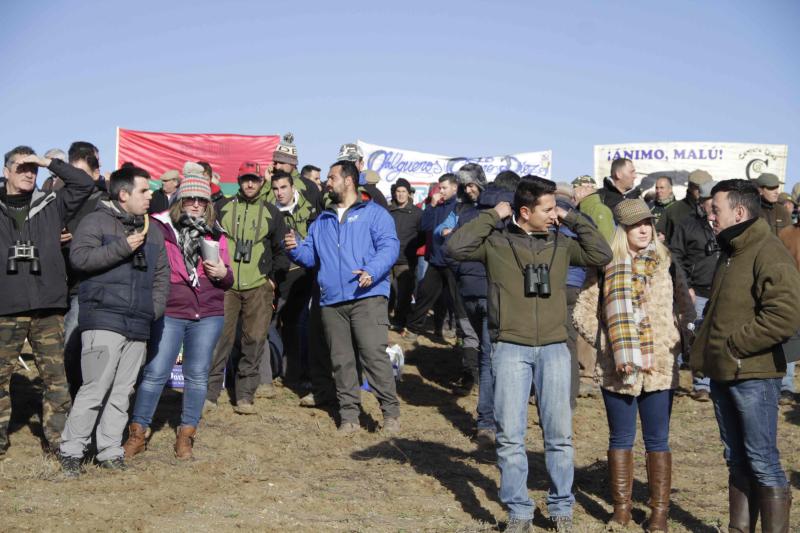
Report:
206,162,288,414
286,161,400,435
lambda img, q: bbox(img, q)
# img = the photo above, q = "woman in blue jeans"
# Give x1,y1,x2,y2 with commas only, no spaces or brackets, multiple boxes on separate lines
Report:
123,168,233,459
574,199,694,532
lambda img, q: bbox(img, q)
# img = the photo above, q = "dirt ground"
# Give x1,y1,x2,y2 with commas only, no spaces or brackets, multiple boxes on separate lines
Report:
1,333,798,532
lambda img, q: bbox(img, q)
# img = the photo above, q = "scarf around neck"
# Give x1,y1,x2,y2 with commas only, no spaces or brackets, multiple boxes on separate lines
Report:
603,243,660,384
177,213,211,287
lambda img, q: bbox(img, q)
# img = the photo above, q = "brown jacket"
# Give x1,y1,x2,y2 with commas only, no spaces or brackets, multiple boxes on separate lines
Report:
690,218,800,381
759,199,791,235
779,224,800,270
573,260,695,396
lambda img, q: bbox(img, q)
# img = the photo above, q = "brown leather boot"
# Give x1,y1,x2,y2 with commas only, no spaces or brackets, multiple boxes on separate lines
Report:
758,486,791,533
174,425,196,460
122,423,147,459
607,449,633,526
645,451,671,532
728,468,758,533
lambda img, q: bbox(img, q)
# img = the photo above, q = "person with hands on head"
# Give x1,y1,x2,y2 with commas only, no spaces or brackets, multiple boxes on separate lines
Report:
205,161,288,414
124,173,233,461
58,165,169,477
0,145,95,458
285,160,400,436
447,176,612,533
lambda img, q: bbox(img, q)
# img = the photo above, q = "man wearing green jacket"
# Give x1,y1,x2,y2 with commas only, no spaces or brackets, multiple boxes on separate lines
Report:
206,161,289,414
691,179,799,533
572,175,615,242
447,177,612,533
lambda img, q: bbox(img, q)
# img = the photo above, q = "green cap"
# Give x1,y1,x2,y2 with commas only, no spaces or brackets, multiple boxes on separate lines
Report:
755,173,782,188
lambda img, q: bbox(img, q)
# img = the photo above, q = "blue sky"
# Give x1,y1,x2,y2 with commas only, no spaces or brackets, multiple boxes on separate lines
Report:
2,1,798,190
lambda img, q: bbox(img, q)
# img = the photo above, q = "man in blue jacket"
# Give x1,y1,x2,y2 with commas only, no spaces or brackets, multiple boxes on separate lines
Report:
285,161,401,435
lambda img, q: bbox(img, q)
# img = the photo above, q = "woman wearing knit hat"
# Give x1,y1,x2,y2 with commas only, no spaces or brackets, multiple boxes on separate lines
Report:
124,170,233,460
573,199,695,532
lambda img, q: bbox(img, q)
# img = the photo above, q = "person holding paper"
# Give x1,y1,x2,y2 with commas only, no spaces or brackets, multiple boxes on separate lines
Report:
124,172,233,460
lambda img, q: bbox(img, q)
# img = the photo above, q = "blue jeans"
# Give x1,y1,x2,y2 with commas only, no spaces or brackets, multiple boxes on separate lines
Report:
132,315,224,429
492,341,575,520
710,378,788,487
781,361,795,393
692,295,711,392
601,389,673,452
464,297,494,431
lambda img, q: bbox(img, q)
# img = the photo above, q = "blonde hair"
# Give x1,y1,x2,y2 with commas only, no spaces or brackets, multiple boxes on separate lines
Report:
169,199,217,227
610,221,671,264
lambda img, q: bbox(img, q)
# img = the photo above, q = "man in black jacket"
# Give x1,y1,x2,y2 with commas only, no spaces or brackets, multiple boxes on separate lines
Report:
598,158,642,214
388,178,423,331
668,181,718,402
0,145,94,456
148,169,180,214
662,169,713,243
59,166,169,476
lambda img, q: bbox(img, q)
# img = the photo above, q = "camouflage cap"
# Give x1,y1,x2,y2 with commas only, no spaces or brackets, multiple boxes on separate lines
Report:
571,175,596,187
755,172,782,188
614,198,654,226
337,143,363,162
273,132,298,166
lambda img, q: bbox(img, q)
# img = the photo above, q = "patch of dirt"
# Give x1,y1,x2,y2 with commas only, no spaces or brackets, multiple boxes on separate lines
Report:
1,334,798,532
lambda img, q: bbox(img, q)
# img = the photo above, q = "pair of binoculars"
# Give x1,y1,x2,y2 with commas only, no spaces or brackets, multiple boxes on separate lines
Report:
7,240,40,274
524,263,551,298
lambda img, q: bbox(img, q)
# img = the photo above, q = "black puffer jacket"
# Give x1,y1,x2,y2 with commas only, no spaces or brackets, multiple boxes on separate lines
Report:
71,201,170,341
668,209,719,298
0,160,94,315
389,201,423,265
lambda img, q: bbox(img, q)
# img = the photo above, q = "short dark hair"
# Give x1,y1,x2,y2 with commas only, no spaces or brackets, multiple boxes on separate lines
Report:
271,169,294,187
68,141,99,171
710,179,760,220
4,145,35,167
438,173,458,186
330,161,359,186
494,170,521,192
610,158,632,180
514,176,556,216
120,161,135,169
656,175,673,186
109,166,150,201
196,161,213,177
300,164,320,178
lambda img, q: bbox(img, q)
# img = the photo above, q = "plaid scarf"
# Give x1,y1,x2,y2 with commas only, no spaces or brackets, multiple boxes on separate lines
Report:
176,214,211,287
603,244,659,384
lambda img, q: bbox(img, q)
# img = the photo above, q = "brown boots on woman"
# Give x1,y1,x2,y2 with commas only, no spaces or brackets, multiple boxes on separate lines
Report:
122,423,196,460
174,425,196,460
607,450,672,532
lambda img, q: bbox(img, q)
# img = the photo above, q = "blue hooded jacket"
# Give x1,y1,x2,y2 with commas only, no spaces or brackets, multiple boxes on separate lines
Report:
420,195,456,267
288,199,399,306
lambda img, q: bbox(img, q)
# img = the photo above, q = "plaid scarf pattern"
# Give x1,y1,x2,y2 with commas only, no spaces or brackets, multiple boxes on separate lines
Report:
603,244,659,384
177,214,211,287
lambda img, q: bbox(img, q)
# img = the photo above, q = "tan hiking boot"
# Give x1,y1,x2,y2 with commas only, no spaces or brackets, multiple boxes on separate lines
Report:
174,425,196,460
122,423,147,459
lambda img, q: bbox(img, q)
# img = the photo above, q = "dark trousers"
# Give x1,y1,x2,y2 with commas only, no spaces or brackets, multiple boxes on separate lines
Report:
408,264,452,331
390,263,416,329
308,291,336,403
320,296,400,424
0,312,69,451
276,268,312,383
602,388,673,452
207,283,274,404
565,287,581,407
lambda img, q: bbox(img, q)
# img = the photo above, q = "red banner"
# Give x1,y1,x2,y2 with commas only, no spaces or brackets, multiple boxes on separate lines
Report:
116,128,280,184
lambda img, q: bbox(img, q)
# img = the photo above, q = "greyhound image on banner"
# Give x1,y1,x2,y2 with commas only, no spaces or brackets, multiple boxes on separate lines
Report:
594,142,789,194
358,140,552,203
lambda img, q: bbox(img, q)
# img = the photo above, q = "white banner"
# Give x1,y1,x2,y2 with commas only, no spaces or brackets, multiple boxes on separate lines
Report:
358,140,552,203
593,142,789,194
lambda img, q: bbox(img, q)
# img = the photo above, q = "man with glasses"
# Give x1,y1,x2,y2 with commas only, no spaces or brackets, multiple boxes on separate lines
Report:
148,169,180,214
206,162,288,414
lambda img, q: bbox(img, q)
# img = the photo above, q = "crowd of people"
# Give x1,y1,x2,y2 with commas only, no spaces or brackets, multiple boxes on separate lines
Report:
1,134,798,532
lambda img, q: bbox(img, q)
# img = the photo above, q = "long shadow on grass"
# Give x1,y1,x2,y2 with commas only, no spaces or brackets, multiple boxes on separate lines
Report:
352,437,500,525
398,344,477,439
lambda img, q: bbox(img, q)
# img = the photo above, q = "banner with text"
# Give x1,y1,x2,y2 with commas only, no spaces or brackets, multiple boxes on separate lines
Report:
116,128,280,190
593,142,789,193
358,140,552,203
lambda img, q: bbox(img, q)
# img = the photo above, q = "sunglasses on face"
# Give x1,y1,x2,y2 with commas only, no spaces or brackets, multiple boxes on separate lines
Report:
182,197,209,206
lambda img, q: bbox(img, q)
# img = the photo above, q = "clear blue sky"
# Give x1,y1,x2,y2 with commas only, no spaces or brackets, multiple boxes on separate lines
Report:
2,1,798,190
